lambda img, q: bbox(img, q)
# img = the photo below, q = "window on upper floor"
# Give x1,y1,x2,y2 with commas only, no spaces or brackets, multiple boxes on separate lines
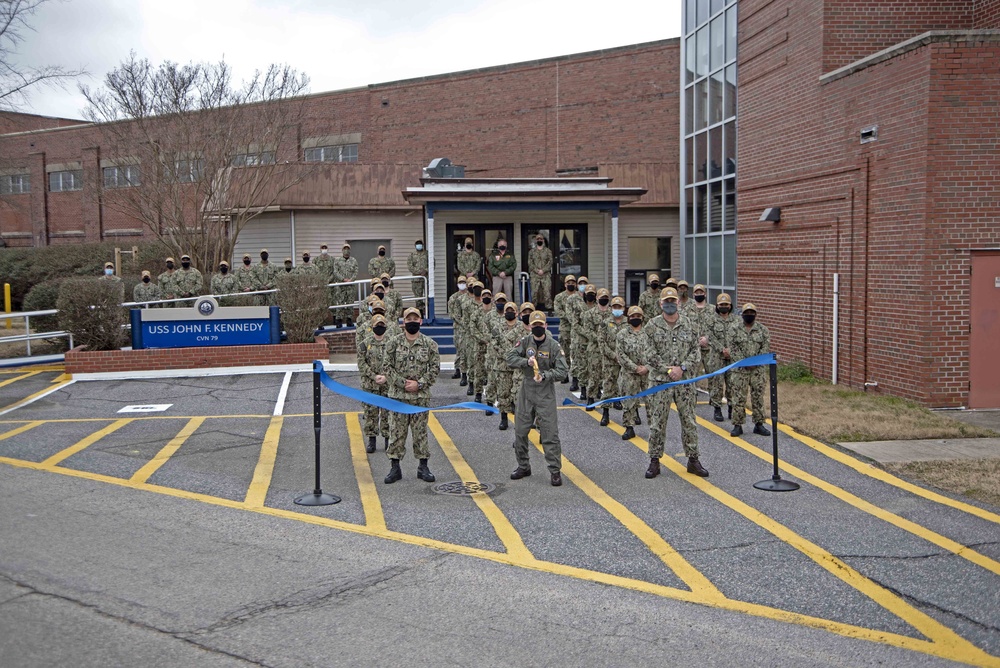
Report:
232,151,275,167
49,170,82,192
103,165,141,188
304,144,358,163
172,158,203,183
0,173,30,195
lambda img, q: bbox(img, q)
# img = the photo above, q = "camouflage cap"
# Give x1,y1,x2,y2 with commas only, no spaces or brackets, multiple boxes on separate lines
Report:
180,254,191,261
320,244,328,249
693,283,706,293
529,310,547,325
104,261,114,269
302,252,310,258
648,273,660,283
742,303,758,313
284,257,293,263
610,295,626,308
577,275,589,284
659,287,679,301
370,314,387,326
597,287,611,298
165,257,175,263
481,288,493,297
520,301,535,312
717,293,732,306
260,249,269,254
494,292,508,302
219,260,229,268
342,243,351,249
371,299,386,313
370,277,382,287
141,270,151,278
377,244,387,251
242,253,251,259
677,279,689,288
464,236,473,244
627,305,644,318
380,272,391,280
471,280,483,289
664,276,678,287
402,307,422,320
504,301,517,312
584,284,597,294
564,274,577,284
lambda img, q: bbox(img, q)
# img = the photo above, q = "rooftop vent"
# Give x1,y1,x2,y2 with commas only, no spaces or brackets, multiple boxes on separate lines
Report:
423,158,465,179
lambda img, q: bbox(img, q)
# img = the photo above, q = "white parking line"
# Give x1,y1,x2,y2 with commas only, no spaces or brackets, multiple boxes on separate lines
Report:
273,371,293,416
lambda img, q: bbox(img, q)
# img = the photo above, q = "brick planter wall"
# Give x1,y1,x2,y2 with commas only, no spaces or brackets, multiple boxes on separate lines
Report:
320,330,358,354
65,337,329,375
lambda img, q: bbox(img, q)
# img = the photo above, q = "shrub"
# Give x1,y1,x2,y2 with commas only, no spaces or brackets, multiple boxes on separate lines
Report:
275,272,329,343
56,278,128,351
22,279,64,332
777,360,817,383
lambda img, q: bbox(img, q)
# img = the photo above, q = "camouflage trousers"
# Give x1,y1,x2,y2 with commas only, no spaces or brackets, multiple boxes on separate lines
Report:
411,279,425,314
730,366,767,426
598,357,620,401
484,348,500,404
706,352,735,409
387,397,430,460
362,382,390,438
464,339,486,391
647,381,699,459
618,371,645,427
333,285,354,323
453,326,466,373
584,339,603,397
530,276,551,309
558,322,573,367
493,368,520,414
570,331,588,385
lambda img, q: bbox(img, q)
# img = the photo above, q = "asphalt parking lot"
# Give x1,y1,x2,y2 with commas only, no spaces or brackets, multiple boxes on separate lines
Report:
1,365,998,667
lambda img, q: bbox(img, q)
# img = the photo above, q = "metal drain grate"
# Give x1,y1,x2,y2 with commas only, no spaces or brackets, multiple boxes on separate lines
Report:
432,481,496,496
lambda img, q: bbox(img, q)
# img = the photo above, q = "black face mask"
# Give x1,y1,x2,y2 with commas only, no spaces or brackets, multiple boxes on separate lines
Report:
743,313,756,325
472,287,483,297
520,314,530,324
166,262,174,270
482,297,492,305
374,290,385,299
404,321,420,334
498,246,506,252
717,306,731,315
302,258,309,264
536,241,543,247
243,259,251,266
372,325,387,336
261,253,268,261
585,293,596,303
220,266,228,274
531,325,545,337
142,277,150,283
598,298,609,306
381,280,389,287
496,302,505,312
694,294,706,303
628,318,643,328
566,284,576,292
181,262,190,269
650,282,659,290
378,250,386,256
504,311,517,321
465,244,473,250
285,265,293,272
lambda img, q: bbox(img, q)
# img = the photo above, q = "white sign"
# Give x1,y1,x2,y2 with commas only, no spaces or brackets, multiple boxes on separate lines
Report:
995,276,1000,288
118,404,173,413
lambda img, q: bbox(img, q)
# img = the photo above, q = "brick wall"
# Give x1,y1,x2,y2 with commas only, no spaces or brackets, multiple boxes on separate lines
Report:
975,0,1000,27
822,0,973,72
738,0,1000,407
65,338,329,375
0,111,84,135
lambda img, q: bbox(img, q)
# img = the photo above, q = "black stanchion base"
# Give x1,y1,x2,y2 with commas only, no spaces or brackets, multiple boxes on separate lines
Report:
294,492,342,506
754,477,800,492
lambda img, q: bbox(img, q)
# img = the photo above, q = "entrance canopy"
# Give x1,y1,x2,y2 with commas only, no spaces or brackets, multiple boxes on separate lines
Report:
403,178,646,317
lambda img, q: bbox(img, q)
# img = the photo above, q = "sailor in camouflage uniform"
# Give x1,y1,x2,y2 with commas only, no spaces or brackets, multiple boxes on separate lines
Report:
462,281,486,400
470,287,496,406
729,303,772,437
174,254,203,304
407,240,428,314
358,313,393,453
294,252,318,275
368,244,396,279
234,254,257,305
378,273,403,322
616,306,650,440
685,283,714,381
570,280,597,400
637,273,662,324
133,270,161,306
384,308,440,484
597,295,628,426
642,287,709,479
252,249,278,306
210,261,238,305
552,274,577,384
579,286,612,407
448,278,470,382
493,300,525,431
480,290,507,416
332,244,359,326
564,275,586,391
527,233,553,310
677,279,693,314
706,293,736,422
456,237,481,282
157,257,179,307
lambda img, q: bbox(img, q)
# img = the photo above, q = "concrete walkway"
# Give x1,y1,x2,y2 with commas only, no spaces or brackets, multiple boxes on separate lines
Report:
841,408,1000,464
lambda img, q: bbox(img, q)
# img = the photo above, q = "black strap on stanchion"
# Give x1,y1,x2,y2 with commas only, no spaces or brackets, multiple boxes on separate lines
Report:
753,361,800,492
295,366,341,506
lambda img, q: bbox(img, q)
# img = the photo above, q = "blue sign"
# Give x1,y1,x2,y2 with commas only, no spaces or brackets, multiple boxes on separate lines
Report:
131,299,280,349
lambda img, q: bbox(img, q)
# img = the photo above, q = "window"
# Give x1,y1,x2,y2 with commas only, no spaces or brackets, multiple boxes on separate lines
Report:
103,165,140,188
49,170,82,192
304,144,358,163
173,158,203,183
628,236,672,274
232,151,275,166
0,173,30,194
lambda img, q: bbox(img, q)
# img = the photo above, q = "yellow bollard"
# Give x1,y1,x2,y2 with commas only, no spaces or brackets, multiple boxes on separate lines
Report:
4,283,10,329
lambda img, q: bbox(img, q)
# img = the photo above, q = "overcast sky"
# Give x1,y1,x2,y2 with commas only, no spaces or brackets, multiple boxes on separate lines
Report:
13,0,681,119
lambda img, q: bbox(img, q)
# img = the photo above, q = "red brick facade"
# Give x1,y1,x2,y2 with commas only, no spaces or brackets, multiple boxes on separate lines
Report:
0,40,679,247
737,0,1000,407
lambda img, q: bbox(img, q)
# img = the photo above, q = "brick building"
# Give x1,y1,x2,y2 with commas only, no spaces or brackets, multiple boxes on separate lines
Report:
732,0,1000,408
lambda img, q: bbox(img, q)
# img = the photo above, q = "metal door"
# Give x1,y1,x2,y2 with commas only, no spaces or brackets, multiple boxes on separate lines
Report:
445,224,513,298
970,251,1000,408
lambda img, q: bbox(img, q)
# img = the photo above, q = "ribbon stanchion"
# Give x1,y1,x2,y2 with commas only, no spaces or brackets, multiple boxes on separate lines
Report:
753,362,800,492
294,365,342,506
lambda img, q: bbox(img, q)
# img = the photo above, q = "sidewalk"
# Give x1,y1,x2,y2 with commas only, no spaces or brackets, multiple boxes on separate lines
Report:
840,408,1000,464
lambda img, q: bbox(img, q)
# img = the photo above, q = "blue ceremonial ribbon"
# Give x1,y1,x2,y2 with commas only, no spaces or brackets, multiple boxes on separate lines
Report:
313,360,499,414
561,353,777,409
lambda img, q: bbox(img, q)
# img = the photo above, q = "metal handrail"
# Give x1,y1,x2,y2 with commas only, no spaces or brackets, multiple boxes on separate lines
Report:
0,309,74,357
519,271,530,305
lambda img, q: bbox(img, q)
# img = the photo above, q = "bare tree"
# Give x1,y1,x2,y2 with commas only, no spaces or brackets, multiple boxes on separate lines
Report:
81,53,312,271
0,0,85,110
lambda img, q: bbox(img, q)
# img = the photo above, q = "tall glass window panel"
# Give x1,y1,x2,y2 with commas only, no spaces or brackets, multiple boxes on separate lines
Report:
709,125,723,180
695,79,707,131
724,121,736,176
724,233,736,287
686,0,697,32
710,15,725,72
686,136,695,186
724,65,737,120
709,181,723,233
710,68,725,126
724,176,736,230
697,0,709,27
685,85,695,133
695,185,708,234
709,235,724,285
726,6,738,62
711,0,725,17
685,229,695,278
695,132,707,182
695,236,708,285
686,37,697,85
685,197,696,236
696,26,709,77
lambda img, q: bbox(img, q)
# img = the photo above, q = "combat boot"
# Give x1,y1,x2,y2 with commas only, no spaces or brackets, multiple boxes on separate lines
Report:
580,387,588,402
346,317,353,326
474,392,482,404
727,405,733,419
635,414,642,426
570,377,580,392
384,459,402,484
645,458,660,479
753,423,771,436
730,424,743,437
510,466,531,480
366,436,376,454
466,382,474,396
687,456,709,477
621,426,636,440
460,373,468,387
600,407,610,426
612,401,623,410
417,458,435,482
498,412,509,430
452,367,462,379
713,406,724,422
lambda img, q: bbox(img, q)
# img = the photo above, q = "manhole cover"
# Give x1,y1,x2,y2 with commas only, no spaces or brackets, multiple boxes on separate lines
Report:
432,481,496,496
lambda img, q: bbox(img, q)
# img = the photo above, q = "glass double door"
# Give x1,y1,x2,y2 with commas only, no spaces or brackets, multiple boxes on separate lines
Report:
521,224,587,302
445,224,514,297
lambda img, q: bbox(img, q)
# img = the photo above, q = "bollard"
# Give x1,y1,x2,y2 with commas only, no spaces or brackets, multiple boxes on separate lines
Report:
4,283,10,329
753,362,800,492
294,362,341,506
